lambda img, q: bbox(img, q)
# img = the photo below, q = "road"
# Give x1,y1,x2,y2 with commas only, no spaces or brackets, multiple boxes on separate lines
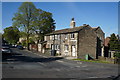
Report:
2,48,119,80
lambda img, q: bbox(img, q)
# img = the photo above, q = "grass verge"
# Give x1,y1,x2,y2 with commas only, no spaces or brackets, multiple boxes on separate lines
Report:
72,59,112,64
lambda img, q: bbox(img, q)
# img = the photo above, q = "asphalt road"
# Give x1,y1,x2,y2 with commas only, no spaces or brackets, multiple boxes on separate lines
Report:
2,48,119,80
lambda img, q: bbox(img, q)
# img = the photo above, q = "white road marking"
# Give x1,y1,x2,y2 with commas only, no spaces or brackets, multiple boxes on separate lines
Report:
75,66,80,68
42,56,47,58
6,59,15,61
2,62,15,64
55,68,61,71
33,53,48,58
37,62,46,66
56,60,64,63
82,66,87,67
89,77,98,78
77,62,82,64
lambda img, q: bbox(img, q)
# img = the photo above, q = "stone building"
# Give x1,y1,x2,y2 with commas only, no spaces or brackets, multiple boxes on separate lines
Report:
104,37,110,57
44,18,105,59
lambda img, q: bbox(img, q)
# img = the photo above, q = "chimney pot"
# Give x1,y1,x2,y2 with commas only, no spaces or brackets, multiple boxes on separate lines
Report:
70,18,75,28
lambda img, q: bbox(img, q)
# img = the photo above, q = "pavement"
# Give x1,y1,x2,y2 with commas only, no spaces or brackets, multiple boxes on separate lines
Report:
1,48,119,80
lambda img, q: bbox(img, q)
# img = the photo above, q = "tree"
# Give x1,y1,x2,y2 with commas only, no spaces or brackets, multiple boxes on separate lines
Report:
32,9,55,42
30,9,55,51
12,2,37,50
3,26,20,44
114,52,120,58
109,33,119,51
108,33,120,59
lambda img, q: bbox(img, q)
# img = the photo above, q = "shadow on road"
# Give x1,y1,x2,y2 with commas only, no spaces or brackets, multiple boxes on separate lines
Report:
2,53,64,63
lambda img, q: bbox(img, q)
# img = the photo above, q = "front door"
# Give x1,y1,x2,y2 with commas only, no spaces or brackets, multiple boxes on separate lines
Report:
72,45,76,56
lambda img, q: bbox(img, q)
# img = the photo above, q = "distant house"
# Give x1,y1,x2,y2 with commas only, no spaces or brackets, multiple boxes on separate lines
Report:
19,37,27,43
104,37,110,57
44,18,105,59
104,36,120,58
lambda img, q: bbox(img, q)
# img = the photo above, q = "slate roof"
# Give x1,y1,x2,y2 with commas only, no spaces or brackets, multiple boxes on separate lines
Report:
92,27,99,31
46,25,100,35
46,25,87,35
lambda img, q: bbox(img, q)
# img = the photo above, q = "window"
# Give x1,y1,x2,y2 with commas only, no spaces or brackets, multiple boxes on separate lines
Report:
55,35,58,40
55,45,57,50
55,35,60,40
50,35,54,40
51,44,54,50
55,44,60,50
58,35,60,40
52,35,55,40
57,45,60,50
51,44,60,50
65,34,68,39
44,36,47,41
100,37,102,40
64,45,69,52
70,33,74,39
50,36,52,40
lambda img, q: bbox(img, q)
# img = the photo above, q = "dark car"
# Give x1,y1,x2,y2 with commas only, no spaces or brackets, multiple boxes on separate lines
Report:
2,45,12,54
17,45,24,50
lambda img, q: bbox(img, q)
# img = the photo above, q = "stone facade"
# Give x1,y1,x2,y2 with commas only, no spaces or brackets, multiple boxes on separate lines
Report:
44,19,105,59
92,27,105,57
77,26,97,59
44,25,104,59
45,32,78,57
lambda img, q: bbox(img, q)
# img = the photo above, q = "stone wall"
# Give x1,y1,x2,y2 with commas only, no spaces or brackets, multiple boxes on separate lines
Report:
98,56,116,64
44,26,104,59
94,27,105,57
45,33,78,57
29,44,37,51
60,33,78,57
77,26,97,59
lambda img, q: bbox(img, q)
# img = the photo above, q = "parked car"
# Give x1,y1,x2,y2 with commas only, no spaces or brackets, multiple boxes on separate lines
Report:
2,45,12,54
17,45,24,50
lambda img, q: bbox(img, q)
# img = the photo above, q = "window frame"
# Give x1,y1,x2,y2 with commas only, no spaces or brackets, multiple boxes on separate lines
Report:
70,33,75,39
54,34,60,40
64,45,69,52
65,34,68,39
52,44,60,50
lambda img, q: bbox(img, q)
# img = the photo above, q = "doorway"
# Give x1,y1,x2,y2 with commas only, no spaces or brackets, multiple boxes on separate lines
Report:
71,45,76,56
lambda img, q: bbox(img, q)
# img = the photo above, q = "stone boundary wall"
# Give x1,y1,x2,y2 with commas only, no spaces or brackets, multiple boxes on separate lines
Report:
29,44,37,51
98,56,118,64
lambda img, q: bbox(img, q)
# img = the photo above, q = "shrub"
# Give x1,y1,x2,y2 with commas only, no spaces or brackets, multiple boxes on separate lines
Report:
114,52,120,58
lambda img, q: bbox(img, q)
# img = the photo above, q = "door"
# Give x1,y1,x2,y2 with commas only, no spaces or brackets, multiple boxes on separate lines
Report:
72,45,76,56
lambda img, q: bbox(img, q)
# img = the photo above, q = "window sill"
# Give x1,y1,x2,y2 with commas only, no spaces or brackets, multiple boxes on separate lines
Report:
70,38,75,39
64,51,69,52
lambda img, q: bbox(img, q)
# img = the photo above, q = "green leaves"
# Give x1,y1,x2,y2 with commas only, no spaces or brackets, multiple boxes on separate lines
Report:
12,2,55,50
31,8,55,42
12,2,37,32
12,2,37,50
109,33,120,51
3,26,20,44
114,52,120,58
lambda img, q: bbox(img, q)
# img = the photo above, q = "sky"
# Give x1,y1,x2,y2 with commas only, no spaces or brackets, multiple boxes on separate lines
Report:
2,2,118,37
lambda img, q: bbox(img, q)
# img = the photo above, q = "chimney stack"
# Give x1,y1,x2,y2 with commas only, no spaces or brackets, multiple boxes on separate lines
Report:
83,24,87,26
70,18,75,28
